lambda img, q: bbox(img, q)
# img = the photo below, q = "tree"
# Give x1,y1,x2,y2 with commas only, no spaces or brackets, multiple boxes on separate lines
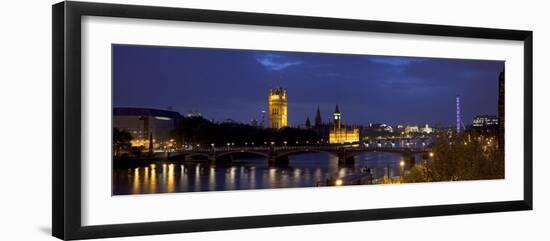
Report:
376,176,402,184
113,128,132,156
131,146,143,157
402,132,504,183
402,162,431,183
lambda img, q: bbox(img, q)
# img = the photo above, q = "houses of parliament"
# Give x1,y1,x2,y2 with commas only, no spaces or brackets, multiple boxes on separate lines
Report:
268,86,359,144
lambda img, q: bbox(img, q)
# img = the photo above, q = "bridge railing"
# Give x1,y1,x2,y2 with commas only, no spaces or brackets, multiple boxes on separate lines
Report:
167,145,429,155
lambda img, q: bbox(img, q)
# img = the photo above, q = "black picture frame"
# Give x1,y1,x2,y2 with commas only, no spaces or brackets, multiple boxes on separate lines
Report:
52,1,533,240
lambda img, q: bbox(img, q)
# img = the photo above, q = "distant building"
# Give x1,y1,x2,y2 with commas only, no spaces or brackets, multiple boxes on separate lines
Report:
312,105,330,141
250,119,259,127
421,123,433,134
472,115,499,134
305,117,311,128
404,125,420,134
186,111,202,118
369,123,393,133
113,107,182,150
472,115,498,127
395,125,405,135
260,109,266,128
221,118,237,124
268,87,288,129
314,105,323,127
329,105,359,144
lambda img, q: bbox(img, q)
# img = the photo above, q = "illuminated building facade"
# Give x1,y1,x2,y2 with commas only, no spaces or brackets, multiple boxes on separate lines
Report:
113,107,182,150
472,115,498,128
369,123,393,133
404,125,420,134
421,123,433,134
329,105,359,144
268,87,288,129
186,111,202,118
472,115,499,134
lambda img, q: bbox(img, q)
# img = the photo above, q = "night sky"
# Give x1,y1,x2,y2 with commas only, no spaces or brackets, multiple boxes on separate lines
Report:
113,44,503,127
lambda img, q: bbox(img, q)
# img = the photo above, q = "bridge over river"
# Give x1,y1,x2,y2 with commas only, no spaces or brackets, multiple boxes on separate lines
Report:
155,145,431,165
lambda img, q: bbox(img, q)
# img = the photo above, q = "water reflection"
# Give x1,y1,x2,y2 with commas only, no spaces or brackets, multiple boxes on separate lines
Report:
132,168,139,194
167,164,175,193
113,152,420,195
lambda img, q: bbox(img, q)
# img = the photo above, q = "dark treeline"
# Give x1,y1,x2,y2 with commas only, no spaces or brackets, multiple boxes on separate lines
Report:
113,128,132,156
171,117,321,147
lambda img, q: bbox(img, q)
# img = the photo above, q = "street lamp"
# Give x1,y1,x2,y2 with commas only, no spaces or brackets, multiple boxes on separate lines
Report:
400,160,405,167
429,152,434,157
283,141,287,146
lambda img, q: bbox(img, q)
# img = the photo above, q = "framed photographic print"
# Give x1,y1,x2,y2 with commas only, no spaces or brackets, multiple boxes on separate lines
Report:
52,1,533,240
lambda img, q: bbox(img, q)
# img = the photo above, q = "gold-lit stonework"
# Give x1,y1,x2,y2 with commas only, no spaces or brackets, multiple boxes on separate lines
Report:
329,104,359,143
268,87,288,129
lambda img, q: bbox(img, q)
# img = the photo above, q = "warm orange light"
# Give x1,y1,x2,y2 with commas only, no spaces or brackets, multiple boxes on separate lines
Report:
268,87,288,129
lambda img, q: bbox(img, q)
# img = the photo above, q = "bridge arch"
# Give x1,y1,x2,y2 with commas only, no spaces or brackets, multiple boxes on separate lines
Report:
274,149,337,159
168,152,210,160
215,150,270,159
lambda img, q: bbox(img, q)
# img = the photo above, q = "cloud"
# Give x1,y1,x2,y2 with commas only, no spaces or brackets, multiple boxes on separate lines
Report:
254,53,303,71
367,56,428,66
382,77,422,85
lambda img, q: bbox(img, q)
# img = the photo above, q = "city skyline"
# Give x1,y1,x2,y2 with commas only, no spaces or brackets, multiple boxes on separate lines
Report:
113,44,504,127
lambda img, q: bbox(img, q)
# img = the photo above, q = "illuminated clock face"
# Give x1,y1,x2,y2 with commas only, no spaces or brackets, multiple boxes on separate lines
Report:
334,115,340,120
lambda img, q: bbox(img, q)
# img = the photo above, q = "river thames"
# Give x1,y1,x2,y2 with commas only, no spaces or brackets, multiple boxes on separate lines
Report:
113,152,422,195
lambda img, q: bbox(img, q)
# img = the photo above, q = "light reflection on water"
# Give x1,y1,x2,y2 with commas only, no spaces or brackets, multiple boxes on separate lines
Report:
113,152,418,195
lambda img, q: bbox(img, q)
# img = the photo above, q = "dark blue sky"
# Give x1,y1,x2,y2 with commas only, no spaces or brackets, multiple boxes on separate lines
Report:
113,44,503,127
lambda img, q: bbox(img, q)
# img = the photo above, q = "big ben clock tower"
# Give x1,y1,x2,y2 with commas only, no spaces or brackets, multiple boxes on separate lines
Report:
268,87,288,129
333,104,341,129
